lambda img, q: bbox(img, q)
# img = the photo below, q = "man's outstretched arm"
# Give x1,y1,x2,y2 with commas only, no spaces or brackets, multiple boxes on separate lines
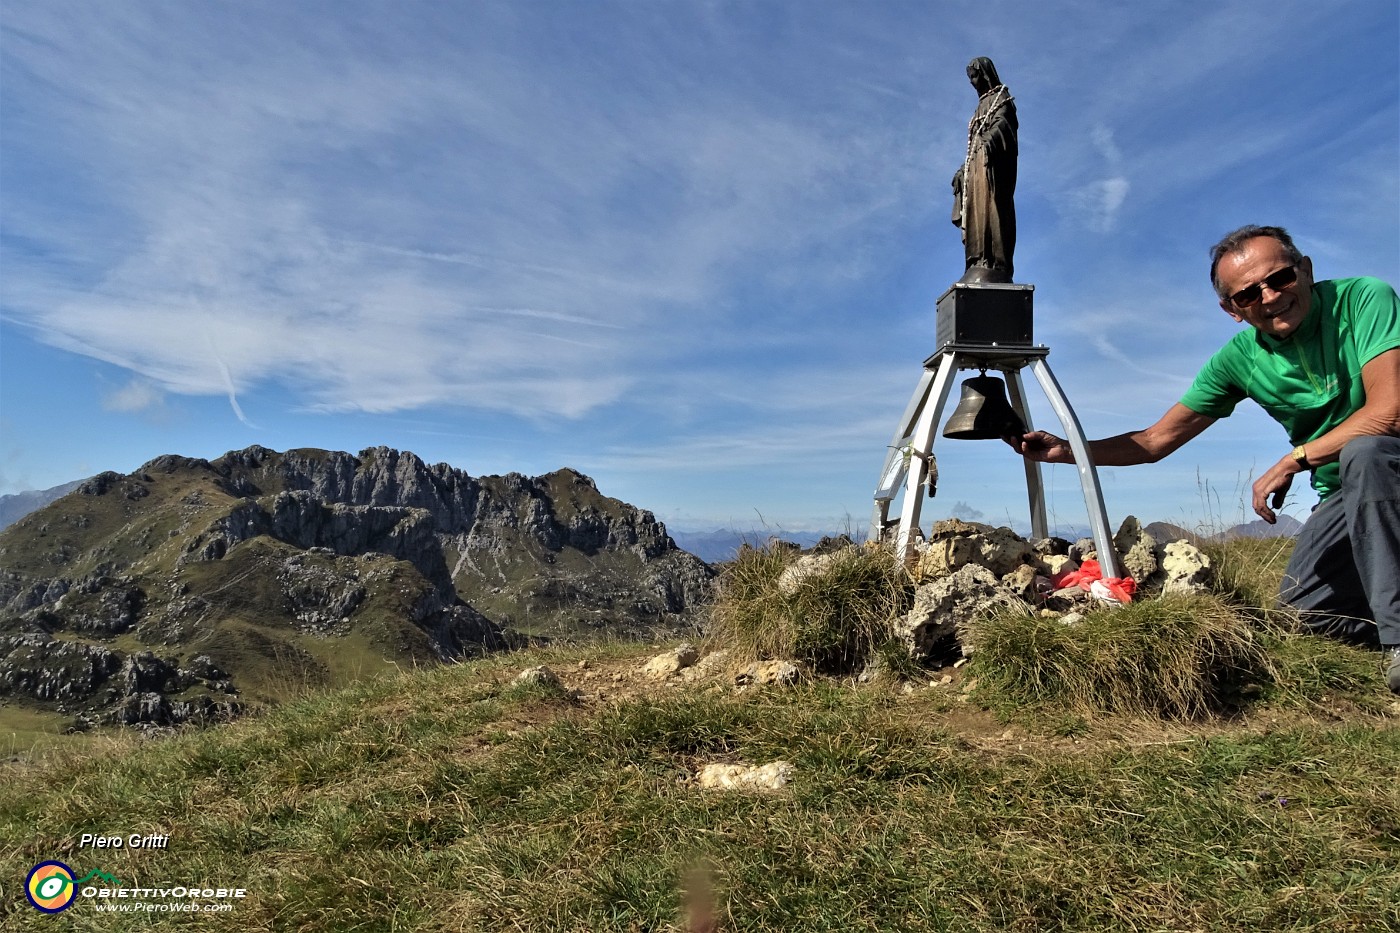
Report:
1007,403,1216,466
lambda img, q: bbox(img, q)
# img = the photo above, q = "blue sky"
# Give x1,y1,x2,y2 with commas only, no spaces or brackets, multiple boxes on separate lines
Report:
2,0,1397,537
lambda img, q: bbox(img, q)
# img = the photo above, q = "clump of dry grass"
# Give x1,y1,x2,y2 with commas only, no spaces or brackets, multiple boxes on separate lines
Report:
705,530,1371,718
704,542,912,673
965,594,1276,719
1198,534,1386,707
1202,535,1296,622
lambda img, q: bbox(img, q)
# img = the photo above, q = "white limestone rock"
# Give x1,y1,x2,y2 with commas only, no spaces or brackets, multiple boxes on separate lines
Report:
1161,541,1214,595
1113,515,1162,584
697,760,794,791
1038,554,1079,578
681,649,732,682
898,563,1027,659
1000,564,1040,602
775,553,844,594
514,665,562,688
915,519,1033,579
734,659,801,687
642,642,700,678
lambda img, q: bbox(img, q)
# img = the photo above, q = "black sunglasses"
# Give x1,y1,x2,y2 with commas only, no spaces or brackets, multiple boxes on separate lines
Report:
1229,264,1299,309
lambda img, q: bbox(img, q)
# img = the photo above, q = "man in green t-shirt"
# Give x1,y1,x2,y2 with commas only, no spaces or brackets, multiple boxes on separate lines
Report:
1009,225,1400,693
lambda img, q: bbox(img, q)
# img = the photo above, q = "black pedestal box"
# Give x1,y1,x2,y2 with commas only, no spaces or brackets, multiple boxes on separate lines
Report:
935,283,1034,349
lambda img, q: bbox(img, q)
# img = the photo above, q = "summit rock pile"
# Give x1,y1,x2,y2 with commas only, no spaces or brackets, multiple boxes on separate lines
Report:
896,516,1214,660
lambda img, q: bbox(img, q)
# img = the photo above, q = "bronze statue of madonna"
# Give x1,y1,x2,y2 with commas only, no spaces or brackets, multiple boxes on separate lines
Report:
951,57,1017,284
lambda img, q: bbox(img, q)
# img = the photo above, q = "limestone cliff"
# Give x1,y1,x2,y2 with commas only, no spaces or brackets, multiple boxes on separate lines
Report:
0,446,714,729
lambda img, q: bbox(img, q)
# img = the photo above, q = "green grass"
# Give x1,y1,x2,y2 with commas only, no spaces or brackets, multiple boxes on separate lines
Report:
1,655,1396,932
965,594,1275,720
4,536,1398,931
0,706,82,756
705,543,911,673
1202,535,1297,621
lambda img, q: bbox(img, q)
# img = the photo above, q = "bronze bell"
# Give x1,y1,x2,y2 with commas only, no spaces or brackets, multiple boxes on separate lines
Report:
942,373,1026,440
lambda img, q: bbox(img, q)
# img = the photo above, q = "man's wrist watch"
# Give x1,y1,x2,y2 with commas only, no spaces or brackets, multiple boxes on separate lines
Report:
1291,445,1310,470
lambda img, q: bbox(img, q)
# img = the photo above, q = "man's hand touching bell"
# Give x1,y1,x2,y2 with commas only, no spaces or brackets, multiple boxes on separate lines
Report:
1007,431,1074,464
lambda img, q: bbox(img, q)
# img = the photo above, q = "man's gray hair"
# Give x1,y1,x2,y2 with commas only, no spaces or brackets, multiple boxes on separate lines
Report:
1209,225,1304,298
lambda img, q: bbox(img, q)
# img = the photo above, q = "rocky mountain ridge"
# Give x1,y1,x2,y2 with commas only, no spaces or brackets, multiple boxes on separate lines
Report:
0,445,714,731
0,479,87,531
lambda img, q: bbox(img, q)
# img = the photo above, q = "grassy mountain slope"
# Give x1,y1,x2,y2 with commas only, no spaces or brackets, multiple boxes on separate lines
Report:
0,480,87,532
2,631,1396,931
0,447,713,735
4,504,1394,929
0,455,492,732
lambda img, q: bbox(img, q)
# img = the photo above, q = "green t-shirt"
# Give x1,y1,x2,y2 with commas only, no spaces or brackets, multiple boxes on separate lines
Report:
1180,276,1400,501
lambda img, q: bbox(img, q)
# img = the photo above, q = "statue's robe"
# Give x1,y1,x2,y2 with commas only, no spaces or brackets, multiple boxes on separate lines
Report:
958,88,1017,282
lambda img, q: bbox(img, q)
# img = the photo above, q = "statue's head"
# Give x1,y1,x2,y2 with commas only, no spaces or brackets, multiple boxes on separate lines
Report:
966,57,1001,94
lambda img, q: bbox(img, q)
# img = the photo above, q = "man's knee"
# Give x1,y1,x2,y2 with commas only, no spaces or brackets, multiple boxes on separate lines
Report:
1339,434,1400,481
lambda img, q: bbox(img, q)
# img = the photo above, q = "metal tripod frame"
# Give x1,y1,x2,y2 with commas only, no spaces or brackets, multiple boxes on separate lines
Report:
868,342,1123,579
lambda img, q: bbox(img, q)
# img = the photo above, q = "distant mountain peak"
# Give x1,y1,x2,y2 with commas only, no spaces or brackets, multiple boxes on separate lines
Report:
1218,514,1303,539
1,445,713,731
0,478,89,531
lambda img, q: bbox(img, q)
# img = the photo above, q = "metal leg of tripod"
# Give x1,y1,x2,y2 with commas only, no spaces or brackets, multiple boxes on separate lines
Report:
1006,370,1048,540
870,351,1122,580
869,367,938,540
1026,358,1122,579
889,351,961,558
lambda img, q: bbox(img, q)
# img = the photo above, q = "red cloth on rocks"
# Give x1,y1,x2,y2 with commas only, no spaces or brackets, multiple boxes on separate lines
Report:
1051,559,1136,604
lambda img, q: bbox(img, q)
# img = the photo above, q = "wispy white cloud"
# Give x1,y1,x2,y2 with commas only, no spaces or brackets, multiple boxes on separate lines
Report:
1,1,951,428
1053,124,1130,234
1,0,1395,526
101,378,166,416
1060,177,1131,235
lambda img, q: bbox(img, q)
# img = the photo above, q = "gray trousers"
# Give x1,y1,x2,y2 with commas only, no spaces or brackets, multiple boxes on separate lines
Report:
1279,435,1400,647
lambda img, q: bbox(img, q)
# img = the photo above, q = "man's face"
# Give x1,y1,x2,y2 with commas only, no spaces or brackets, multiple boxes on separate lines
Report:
1216,236,1314,340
